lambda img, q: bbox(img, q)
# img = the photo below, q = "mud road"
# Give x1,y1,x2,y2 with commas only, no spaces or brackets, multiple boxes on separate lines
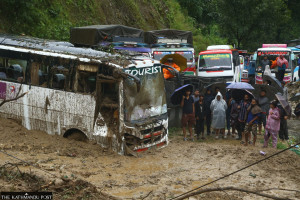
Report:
0,117,300,200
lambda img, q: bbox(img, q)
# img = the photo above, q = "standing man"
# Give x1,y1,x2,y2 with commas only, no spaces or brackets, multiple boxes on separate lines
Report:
195,94,206,140
181,89,195,141
236,94,251,140
260,56,270,76
276,55,288,82
244,99,262,146
225,90,232,136
204,88,214,136
192,89,200,102
258,90,269,135
278,103,289,142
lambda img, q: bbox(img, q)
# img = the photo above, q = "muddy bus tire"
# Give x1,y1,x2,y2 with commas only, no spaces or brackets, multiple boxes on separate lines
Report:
63,129,88,142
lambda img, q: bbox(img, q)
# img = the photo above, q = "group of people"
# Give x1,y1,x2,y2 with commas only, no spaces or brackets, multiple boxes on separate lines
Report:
180,86,290,148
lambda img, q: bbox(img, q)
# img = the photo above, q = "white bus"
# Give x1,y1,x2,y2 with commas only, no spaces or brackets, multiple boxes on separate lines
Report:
0,35,168,155
255,44,294,84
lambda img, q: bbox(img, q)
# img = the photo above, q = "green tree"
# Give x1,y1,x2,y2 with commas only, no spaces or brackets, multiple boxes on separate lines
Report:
216,0,291,50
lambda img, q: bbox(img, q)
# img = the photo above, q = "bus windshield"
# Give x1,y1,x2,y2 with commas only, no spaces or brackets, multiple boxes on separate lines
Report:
256,51,290,72
124,65,167,123
153,51,193,62
198,53,232,71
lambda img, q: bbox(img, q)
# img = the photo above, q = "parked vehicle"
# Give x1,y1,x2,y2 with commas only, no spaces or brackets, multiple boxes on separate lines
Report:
0,35,168,155
70,25,151,57
197,45,240,82
254,44,294,84
145,29,196,75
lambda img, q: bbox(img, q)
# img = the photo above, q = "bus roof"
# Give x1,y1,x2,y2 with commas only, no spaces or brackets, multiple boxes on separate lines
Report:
0,34,113,59
152,47,194,51
257,47,291,52
199,49,234,55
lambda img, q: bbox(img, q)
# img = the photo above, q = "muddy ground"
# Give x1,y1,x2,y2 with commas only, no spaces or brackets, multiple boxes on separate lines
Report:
0,117,300,200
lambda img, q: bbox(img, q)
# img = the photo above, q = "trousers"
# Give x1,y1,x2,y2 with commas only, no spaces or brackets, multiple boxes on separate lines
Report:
264,130,278,148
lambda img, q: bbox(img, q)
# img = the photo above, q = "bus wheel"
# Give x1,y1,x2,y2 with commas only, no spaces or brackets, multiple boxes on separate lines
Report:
63,129,88,142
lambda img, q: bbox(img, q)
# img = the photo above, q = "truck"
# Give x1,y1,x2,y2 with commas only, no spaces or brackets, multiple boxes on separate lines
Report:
145,29,196,75
70,24,152,57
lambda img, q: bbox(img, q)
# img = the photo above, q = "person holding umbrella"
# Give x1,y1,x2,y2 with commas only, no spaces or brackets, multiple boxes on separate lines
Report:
210,92,227,139
236,94,251,140
181,89,195,141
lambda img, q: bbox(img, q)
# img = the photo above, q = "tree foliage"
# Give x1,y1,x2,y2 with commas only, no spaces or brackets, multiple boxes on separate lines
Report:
179,0,300,51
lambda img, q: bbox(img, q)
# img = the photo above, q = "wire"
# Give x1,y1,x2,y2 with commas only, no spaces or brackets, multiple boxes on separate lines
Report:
171,142,300,200
0,149,58,178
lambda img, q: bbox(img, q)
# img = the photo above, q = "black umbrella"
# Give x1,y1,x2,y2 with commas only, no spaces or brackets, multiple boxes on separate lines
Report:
275,93,292,116
170,84,193,105
263,75,283,94
252,84,278,101
290,93,300,101
203,82,227,96
231,89,254,102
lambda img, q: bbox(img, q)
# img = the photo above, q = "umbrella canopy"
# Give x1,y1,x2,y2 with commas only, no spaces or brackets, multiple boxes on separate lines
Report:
252,84,278,101
231,89,254,102
275,93,292,116
160,54,187,72
203,82,227,96
226,82,254,90
263,75,283,94
290,93,300,101
170,84,193,105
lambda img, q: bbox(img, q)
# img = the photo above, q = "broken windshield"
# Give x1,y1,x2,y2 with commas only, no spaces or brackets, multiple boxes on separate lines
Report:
199,53,232,71
123,64,167,123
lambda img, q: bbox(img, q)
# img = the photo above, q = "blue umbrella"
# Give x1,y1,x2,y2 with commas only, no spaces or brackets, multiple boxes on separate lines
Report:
170,84,193,105
226,82,254,90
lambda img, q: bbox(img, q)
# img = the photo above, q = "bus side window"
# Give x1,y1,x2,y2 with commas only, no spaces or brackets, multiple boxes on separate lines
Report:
50,66,68,90
0,58,27,83
75,64,97,94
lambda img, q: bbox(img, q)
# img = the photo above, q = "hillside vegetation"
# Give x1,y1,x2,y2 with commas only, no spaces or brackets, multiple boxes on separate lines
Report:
0,0,225,53
1,0,299,53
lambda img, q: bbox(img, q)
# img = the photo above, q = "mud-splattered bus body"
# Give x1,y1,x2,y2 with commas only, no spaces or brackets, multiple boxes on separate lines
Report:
0,35,168,155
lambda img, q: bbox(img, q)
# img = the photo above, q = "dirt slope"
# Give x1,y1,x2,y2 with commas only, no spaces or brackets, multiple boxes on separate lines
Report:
0,117,300,199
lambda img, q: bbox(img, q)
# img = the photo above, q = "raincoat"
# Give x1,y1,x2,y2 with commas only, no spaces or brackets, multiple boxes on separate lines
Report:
265,107,280,132
210,92,227,129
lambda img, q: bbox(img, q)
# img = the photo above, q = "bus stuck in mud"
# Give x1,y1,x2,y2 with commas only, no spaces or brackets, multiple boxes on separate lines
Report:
0,35,168,155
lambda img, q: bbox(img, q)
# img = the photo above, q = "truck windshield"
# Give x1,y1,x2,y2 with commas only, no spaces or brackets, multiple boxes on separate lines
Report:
153,51,193,62
123,64,167,123
256,51,290,72
198,54,232,71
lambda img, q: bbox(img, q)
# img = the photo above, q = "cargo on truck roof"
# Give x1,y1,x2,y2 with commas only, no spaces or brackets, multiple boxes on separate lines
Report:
70,24,144,47
144,29,193,45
